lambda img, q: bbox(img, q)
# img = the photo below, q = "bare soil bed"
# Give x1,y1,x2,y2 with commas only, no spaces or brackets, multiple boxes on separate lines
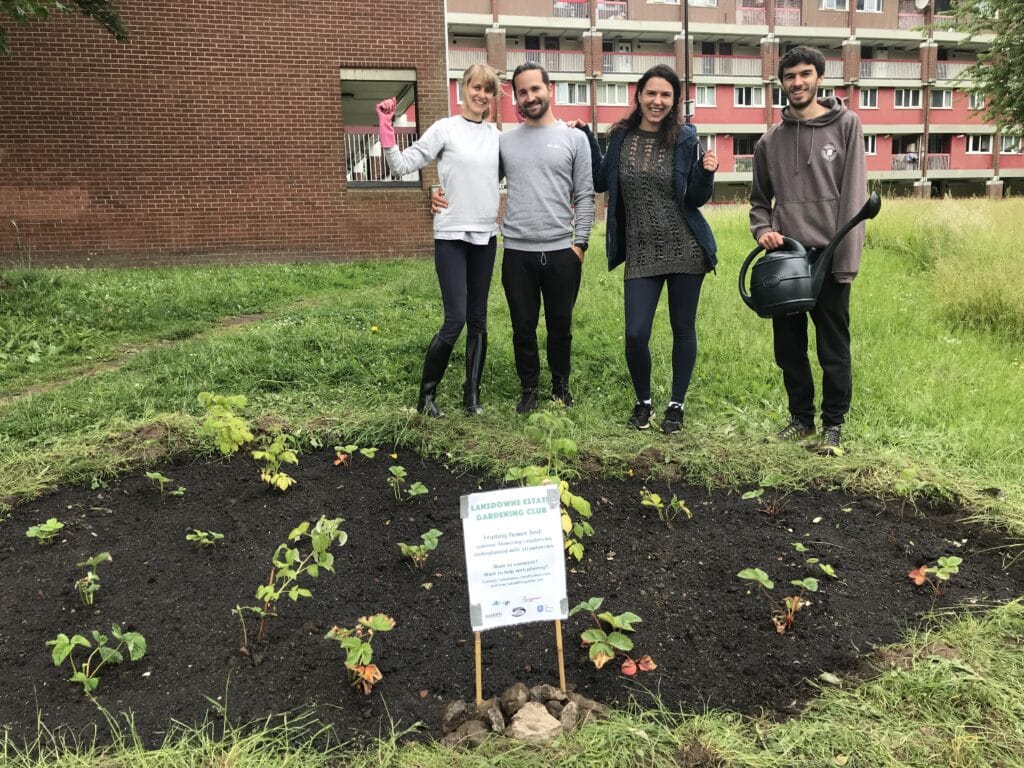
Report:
2,447,1020,748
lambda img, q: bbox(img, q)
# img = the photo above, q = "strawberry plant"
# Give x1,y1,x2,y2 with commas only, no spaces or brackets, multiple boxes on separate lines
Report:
568,597,656,676
46,623,146,694
909,556,962,596
198,392,254,455
398,528,443,569
737,567,819,634
325,613,396,694
26,517,64,545
74,551,112,606
145,471,185,496
387,465,427,501
640,487,692,527
333,444,379,468
252,431,299,491
242,516,347,646
186,529,224,547
505,411,593,561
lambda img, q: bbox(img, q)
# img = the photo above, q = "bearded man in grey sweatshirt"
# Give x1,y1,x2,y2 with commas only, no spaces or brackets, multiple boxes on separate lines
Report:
501,62,595,414
749,45,867,457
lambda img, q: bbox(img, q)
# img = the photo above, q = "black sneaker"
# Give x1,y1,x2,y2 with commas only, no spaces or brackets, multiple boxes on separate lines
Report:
816,425,844,456
516,388,538,414
767,418,815,444
551,384,574,408
628,401,653,430
661,403,684,434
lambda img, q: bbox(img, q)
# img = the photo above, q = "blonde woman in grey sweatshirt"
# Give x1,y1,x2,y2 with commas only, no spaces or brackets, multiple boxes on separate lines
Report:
376,64,501,417
749,45,867,457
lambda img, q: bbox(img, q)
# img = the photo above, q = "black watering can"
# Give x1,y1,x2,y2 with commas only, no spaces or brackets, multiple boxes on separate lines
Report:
738,192,882,318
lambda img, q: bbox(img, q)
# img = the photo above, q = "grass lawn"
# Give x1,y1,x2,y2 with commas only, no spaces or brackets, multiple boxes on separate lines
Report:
1,197,1023,767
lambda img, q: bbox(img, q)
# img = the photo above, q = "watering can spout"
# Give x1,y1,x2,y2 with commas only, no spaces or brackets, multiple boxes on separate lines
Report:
809,192,882,298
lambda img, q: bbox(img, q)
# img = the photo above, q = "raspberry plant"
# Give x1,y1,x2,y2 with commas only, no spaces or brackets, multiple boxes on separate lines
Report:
46,623,146,694
325,613,396,694
74,551,112,606
569,597,656,676
398,528,443,569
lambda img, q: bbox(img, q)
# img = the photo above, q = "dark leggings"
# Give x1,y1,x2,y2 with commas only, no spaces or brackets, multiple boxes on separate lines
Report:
434,237,497,345
624,272,705,404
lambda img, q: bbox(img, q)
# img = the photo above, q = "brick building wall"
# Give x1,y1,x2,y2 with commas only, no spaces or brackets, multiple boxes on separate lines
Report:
0,2,446,266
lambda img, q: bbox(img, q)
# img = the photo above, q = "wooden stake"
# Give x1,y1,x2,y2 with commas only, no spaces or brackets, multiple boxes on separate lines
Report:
474,631,483,705
555,620,567,693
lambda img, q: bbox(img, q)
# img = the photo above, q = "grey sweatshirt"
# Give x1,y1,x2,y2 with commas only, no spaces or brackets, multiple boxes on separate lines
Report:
499,122,595,251
749,97,867,281
384,115,500,237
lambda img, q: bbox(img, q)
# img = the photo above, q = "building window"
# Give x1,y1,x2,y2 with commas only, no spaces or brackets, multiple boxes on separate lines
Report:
967,135,992,153
733,135,759,155
1001,135,1021,153
856,0,882,10
819,87,836,100
859,88,877,108
735,86,765,107
772,87,787,108
555,82,589,105
930,89,953,109
596,83,629,105
699,134,717,152
864,135,877,155
969,92,986,110
894,89,921,108
341,68,420,187
820,0,848,9
695,85,716,107
689,0,717,6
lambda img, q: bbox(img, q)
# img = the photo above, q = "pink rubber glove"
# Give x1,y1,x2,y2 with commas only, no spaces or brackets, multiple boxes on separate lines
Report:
375,97,397,149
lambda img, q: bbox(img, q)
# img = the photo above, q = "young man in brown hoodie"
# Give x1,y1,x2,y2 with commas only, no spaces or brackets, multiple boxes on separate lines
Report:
749,45,867,457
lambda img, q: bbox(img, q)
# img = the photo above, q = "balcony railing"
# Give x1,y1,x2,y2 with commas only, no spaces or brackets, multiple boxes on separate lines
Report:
776,0,801,25
927,154,951,170
508,49,585,72
897,12,925,30
552,0,588,19
737,6,766,24
891,155,920,171
597,1,628,19
936,61,972,81
345,128,420,184
449,47,488,71
603,51,676,74
693,55,761,77
861,59,922,80
734,155,754,172
825,58,842,79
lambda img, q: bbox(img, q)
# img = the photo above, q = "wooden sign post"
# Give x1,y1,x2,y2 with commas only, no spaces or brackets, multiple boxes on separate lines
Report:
461,486,569,703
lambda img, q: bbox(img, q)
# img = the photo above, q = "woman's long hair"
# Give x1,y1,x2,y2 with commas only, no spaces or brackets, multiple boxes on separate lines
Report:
611,64,681,149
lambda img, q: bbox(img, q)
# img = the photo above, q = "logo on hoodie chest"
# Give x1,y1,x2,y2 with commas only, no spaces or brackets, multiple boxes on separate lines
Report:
821,143,839,162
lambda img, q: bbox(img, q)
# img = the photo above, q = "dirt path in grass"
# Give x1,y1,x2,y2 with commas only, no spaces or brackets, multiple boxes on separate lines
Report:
2,446,1020,748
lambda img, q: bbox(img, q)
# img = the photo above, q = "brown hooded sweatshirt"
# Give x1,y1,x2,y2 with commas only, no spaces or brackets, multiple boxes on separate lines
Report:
749,96,867,282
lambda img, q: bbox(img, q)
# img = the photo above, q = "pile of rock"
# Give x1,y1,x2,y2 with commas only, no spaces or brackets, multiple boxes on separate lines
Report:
440,682,609,747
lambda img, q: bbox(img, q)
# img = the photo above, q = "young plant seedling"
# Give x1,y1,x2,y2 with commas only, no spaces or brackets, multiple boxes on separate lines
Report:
198,392,254,455
387,465,428,502
74,552,112,606
26,517,64,545
333,444,379,468
252,431,299,491
568,597,656,676
325,613,396,694
46,623,146,694
398,529,443,569
186,529,224,547
908,555,962,596
737,568,819,635
247,516,347,646
640,487,692,528
145,471,185,496
506,412,594,561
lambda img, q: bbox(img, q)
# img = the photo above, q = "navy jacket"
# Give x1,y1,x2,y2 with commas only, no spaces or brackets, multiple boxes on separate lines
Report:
583,123,717,272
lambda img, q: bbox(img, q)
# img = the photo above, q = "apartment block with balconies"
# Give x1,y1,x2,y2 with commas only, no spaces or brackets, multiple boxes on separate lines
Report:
445,0,1014,198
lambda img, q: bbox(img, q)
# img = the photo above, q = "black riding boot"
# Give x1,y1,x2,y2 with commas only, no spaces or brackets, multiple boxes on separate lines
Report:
417,335,454,418
462,332,487,415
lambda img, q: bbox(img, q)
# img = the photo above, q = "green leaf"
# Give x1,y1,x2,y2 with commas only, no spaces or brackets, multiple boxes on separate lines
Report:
792,542,808,552
606,632,634,652
570,597,603,615
123,632,147,661
97,646,123,665
791,577,819,592
580,628,607,645
819,563,837,578
742,488,765,500
737,568,774,589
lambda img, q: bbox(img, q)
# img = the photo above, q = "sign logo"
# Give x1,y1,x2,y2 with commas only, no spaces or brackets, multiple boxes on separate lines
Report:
821,143,838,162
512,607,526,617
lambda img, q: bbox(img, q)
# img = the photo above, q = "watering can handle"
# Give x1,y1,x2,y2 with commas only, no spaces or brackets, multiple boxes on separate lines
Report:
738,236,804,309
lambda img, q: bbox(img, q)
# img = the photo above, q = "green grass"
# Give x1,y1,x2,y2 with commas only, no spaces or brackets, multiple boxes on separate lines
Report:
2,198,1024,766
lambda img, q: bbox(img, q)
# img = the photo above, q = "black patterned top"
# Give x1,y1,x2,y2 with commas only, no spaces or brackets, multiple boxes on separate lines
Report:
619,129,709,280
